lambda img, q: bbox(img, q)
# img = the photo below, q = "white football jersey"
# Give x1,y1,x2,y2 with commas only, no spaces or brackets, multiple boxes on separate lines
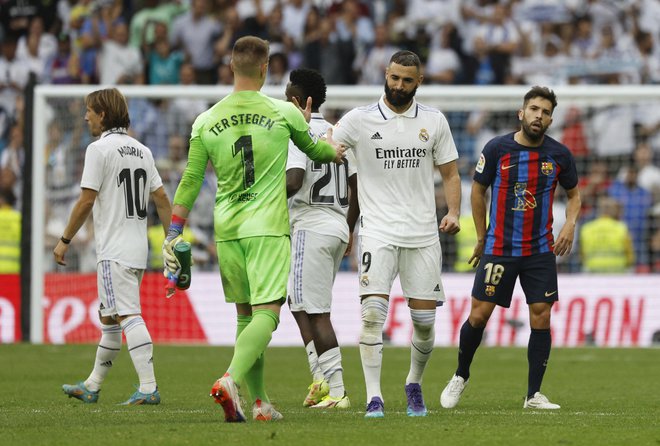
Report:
332,96,458,247
287,113,357,242
80,129,163,268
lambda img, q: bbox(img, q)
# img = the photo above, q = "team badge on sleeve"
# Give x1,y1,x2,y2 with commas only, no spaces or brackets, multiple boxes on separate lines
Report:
308,129,319,144
476,154,486,173
419,128,429,142
541,161,554,175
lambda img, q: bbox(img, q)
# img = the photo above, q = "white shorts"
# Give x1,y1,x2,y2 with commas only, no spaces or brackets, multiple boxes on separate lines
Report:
288,230,346,314
97,260,144,317
358,235,445,302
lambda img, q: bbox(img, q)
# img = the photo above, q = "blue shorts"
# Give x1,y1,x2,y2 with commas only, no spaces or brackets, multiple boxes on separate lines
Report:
471,252,558,308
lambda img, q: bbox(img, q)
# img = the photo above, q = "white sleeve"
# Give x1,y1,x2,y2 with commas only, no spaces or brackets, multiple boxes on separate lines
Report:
286,139,308,171
148,156,164,192
80,145,104,191
433,112,459,165
332,108,361,149
345,148,357,176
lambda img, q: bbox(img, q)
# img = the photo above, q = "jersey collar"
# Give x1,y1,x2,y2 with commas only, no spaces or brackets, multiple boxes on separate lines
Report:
377,95,419,120
101,127,128,138
310,112,325,121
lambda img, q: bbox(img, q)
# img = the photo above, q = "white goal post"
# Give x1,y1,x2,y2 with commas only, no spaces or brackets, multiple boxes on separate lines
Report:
30,84,660,343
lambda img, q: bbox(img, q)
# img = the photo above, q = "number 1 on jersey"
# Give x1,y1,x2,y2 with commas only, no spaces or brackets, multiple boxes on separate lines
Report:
233,135,255,189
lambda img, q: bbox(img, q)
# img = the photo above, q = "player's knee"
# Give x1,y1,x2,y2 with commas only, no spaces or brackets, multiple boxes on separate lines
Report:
361,296,389,328
410,309,435,341
468,313,489,328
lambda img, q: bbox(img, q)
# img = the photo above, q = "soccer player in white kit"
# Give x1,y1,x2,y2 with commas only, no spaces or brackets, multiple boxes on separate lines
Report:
54,88,172,405
285,68,358,409
332,50,462,418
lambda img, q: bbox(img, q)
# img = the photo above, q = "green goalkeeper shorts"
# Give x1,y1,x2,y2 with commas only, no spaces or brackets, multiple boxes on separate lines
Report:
216,235,290,306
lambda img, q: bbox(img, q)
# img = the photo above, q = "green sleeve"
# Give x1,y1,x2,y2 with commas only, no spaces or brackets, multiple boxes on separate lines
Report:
173,133,208,210
285,104,336,163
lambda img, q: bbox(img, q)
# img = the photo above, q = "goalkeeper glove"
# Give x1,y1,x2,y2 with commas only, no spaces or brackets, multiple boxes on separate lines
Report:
163,215,186,279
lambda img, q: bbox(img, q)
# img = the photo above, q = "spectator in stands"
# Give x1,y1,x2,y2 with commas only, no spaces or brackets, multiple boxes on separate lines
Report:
0,36,30,122
608,165,653,269
170,0,222,84
316,10,358,84
166,63,209,139
78,0,123,84
15,17,57,70
46,33,82,84
98,20,144,85
0,124,24,209
265,51,289,85
578,159,611,221
146,24,185,85
580,196,634,273
616,142,660,193
358,23,400,85
633,30,660,84
128,0,186,50
473,3,520,84
282,0,310,48
425,24,461,85
0,187,20,273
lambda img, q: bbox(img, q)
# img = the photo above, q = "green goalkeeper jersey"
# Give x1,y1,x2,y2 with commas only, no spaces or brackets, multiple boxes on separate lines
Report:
173,90,337,241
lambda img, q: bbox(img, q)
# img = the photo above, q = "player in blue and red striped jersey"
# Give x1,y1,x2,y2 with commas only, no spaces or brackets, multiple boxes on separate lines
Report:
441,86,581,410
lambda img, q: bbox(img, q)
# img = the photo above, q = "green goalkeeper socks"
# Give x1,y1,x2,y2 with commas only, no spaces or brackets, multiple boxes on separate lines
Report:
229,309,279,398
235,314,269,403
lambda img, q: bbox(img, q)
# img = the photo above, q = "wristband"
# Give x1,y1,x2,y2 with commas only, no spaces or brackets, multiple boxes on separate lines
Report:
60,236,71,244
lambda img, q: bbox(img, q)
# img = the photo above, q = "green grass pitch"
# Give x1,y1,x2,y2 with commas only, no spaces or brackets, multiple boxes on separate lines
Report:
0,344,658,445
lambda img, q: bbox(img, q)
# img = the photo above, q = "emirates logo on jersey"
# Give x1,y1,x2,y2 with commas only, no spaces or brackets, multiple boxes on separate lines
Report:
419,128,429,142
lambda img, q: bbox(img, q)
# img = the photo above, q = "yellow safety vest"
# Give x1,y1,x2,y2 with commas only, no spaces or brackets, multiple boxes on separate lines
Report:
0,207,21,273
580,217,632,272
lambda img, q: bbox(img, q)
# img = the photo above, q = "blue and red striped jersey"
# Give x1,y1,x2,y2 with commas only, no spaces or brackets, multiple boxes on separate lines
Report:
474,132,578,257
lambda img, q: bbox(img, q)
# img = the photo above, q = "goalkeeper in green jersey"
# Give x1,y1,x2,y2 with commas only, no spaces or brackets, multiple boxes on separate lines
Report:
162,36,345,422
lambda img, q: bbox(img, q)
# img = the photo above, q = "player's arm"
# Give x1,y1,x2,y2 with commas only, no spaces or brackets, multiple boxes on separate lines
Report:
469,181,489,267
53,188,97,266
554,186,581,257
345,172,359,257
163,135,207,276
437,160,461,235
286,168,305,198
151,186,172,234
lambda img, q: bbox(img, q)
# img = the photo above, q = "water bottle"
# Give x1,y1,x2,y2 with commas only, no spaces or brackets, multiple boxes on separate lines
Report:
173,241,192,289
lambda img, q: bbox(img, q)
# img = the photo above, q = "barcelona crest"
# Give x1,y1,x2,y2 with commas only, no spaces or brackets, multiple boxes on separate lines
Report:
485,285,496,297
541,161,554,175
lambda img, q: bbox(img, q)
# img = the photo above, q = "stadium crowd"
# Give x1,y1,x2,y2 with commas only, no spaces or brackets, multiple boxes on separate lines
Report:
1,0,660,274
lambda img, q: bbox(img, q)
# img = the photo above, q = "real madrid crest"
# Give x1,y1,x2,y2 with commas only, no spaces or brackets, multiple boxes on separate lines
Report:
541,161,553,175
361,275,369,287
419,128,429,142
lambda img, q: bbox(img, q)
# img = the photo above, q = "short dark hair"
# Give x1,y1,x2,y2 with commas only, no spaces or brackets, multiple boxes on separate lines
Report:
85,88,130,130
523,86,557,111
289,68,327,110
389,50,421,69
0,187,16,207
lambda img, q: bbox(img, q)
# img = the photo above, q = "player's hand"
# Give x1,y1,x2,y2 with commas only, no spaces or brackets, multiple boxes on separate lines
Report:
553,223,575,257
325,128,346,164
468,239,485,268
345,232,354,257
292,96,313,123
439,213,460,234
162,235,183,278
53,240,69,266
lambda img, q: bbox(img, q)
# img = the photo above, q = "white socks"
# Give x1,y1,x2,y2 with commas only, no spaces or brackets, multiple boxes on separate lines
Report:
306,341,325,382
120,316,157,394
359,296,389,402
85,323,122,392
406,309,436,385
318,347,345,398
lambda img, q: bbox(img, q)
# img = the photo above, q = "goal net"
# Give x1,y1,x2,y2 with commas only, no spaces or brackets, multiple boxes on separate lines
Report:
28,84,660,345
